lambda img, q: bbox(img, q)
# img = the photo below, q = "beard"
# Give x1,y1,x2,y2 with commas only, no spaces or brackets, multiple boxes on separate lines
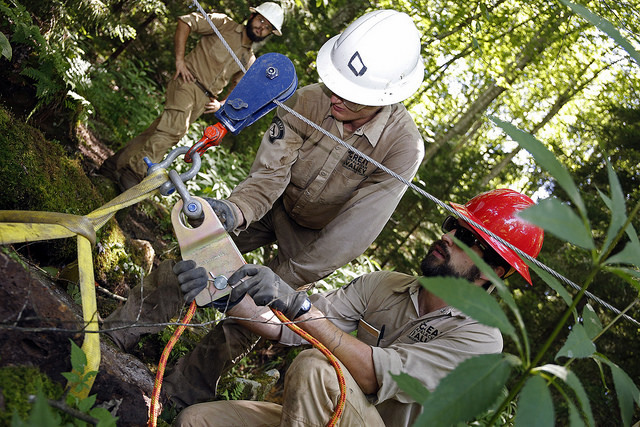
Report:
420,241,482,282
246,17,268,43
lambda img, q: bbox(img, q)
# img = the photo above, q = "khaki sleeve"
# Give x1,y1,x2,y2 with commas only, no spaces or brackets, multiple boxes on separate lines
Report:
227,91,307,227
179,12,230,35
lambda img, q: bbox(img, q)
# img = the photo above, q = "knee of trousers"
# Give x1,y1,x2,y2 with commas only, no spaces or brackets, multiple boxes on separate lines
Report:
284,348,341,392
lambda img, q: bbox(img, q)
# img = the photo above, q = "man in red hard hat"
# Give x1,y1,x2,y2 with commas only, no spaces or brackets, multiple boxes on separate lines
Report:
170,189,544,426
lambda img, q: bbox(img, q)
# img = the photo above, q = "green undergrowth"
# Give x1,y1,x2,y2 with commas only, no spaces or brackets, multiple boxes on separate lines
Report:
0,366,63,425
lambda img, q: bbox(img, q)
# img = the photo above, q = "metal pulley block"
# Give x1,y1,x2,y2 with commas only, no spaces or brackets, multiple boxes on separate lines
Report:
215,52,298,134
171,196,246,306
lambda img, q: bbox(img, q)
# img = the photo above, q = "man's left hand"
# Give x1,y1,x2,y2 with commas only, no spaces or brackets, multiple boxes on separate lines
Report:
228,264,308,319
204,98,221,114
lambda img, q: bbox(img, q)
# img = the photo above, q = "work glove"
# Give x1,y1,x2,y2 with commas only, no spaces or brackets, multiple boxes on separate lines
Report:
203,197,239,232
228,264,310,319
173,260,208,303
173,260,246,311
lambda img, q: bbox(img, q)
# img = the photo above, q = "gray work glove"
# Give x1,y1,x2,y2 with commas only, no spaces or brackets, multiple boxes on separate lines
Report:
203,197,239,232
227,264,310,319
173,260,208,303
173,260,246,311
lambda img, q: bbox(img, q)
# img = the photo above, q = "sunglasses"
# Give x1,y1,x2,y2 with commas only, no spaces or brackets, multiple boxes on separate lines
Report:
441,216,489,252
332,93,369,112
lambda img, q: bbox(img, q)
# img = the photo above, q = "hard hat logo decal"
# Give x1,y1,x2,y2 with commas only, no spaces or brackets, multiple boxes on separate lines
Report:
347,52,367,77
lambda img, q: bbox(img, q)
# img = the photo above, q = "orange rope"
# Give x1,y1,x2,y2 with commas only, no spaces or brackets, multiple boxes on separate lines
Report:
147,303,346,427
271,309,347,427
147,300,198,427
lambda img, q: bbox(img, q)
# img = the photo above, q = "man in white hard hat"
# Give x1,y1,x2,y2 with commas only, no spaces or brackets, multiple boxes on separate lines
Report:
99,2,284,191
156,9,427,409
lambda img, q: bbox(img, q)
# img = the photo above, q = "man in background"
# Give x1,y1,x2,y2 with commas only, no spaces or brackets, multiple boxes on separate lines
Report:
100,2,284,191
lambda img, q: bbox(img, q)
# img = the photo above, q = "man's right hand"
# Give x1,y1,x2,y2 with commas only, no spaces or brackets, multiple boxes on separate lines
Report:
174,60,195,83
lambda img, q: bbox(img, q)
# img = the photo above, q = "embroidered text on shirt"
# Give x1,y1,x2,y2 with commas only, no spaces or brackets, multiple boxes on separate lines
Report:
343,150,369,176
408,322,439,343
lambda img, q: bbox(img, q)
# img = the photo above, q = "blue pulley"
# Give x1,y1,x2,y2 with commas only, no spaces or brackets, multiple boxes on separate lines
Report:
215,52,298,134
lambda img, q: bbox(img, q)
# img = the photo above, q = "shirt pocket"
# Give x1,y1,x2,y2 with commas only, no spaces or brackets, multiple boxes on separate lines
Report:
357,318,383,346
318,169,366,205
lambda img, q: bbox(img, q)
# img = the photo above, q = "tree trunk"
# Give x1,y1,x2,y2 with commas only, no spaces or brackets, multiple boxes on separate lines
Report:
103,12,158,66
479,59,613,186
0,251,156,426
423,12,572,165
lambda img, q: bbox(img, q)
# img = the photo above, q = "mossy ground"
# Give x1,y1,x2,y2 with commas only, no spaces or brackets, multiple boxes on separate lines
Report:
0,366,63,425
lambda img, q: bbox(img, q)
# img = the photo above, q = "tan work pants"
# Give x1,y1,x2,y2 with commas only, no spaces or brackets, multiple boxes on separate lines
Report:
116,78,210,177
173,349,385,427
102,259,183,351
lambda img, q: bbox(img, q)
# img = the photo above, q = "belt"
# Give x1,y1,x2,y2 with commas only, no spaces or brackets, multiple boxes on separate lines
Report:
194,79,214,98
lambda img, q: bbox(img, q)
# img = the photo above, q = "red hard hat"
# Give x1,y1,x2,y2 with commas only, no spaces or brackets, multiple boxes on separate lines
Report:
450,189,544,285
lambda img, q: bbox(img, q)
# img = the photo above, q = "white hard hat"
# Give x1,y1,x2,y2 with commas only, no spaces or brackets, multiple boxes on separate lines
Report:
249,2,284,36
317,10,424,106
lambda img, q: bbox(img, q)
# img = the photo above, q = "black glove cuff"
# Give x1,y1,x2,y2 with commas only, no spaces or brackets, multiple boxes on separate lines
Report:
211,294,242,313
293,297,312,319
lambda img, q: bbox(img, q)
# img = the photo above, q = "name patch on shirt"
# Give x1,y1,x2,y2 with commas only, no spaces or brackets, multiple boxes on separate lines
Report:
408,322,439,343
268,117,285,143
342,151,369,176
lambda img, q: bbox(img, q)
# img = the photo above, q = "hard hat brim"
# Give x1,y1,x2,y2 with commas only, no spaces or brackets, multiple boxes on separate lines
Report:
249,7,282,35
317,35,424,106
450,202,533,285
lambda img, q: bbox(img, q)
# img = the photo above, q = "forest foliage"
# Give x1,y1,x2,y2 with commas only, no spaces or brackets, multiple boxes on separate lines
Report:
1,0,639,425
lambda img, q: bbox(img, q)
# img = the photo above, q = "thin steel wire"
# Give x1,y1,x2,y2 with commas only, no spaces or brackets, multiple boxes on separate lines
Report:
190,0,639,326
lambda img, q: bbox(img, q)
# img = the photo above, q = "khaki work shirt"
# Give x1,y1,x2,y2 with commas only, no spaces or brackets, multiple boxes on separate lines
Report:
280,271,503,426
228,83,424,269
179,12,255,97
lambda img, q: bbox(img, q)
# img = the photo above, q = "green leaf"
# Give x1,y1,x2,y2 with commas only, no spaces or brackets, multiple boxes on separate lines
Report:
61,372,81,383
69,339,87,372
413,354,513,426
555,324,596,359
78,394,97,412
391,372,430,403
91,406,118,427
598,160,627,255
528,262,574,308
581,304,602,340
518,198,594,249
558,0,640,66
29,390,58,427
609,363,640,427
567,399,587,427
0,32,12,60
480,3,491,20
604,240,640,267
488,116,586,217
451,236,521,319
514,375,554,426
536,364,594,426
605,267,640,292
595,354,640,427
419,276,516,340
